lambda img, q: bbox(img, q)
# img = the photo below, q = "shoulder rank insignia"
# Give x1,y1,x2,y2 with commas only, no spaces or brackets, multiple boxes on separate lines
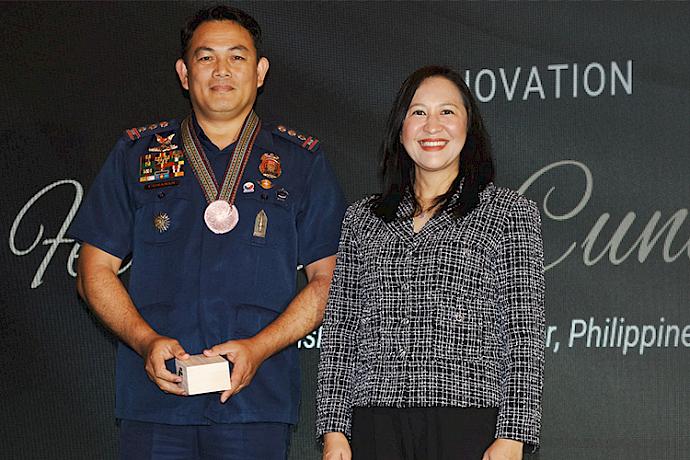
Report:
125,120,170,140
274,124,320,152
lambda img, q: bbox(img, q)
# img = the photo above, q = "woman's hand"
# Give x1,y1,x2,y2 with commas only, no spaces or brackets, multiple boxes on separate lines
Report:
323,432,351,460
482,438,523,460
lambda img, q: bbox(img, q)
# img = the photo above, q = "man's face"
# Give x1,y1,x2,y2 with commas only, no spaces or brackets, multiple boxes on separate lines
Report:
175,20,269,123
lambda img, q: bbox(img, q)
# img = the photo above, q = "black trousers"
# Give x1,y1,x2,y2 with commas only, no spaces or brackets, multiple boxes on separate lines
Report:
351,406,498,460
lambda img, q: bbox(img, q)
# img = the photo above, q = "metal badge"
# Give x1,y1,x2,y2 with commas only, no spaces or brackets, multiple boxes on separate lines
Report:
258,179,273,189
253,210,268,238
276,188,289,201
148,133,178,153
243,181,255,193
258,153,282,179
153,212,171,233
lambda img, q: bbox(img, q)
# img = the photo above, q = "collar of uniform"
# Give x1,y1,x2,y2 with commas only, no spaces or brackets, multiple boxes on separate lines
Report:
190,112,211,145
253,122,274,151
188,112,274,152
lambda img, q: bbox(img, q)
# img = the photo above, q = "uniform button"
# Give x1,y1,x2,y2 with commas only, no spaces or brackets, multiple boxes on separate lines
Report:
157,192,165,199
401,317,410,326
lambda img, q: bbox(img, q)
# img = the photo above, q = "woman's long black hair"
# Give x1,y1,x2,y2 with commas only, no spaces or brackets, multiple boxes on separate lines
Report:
372,66,495,222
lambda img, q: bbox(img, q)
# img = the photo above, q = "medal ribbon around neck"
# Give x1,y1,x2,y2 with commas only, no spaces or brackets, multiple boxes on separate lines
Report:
181,111,261,233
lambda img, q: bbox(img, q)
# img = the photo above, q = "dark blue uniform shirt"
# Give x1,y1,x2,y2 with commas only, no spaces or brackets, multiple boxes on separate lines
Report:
69,116,346,425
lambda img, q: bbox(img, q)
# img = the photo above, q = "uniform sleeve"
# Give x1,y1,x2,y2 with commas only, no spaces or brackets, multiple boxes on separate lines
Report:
316,204,361,439
68,137,134,259
296,152,346,267
495,197,545,449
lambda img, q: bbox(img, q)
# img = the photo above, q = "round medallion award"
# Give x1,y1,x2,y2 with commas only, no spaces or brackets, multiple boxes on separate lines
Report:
204,200,239,234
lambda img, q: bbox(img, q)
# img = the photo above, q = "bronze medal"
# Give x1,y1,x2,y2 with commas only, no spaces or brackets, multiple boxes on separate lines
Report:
204,200,239,234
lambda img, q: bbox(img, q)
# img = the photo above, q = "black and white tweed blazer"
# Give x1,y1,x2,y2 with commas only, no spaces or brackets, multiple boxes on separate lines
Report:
316,184,545,447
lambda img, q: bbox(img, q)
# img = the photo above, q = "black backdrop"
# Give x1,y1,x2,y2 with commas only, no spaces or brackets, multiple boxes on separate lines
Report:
1,2,689,459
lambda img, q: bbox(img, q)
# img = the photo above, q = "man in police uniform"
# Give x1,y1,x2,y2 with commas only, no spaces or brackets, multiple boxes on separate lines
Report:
70,5,345,459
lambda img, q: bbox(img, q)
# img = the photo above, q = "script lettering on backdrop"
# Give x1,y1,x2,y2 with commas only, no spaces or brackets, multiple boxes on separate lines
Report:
9,162,690,287
8,179,130,289
518,160,690,270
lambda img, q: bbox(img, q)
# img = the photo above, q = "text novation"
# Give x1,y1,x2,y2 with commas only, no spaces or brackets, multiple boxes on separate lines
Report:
463,60,632,102
8,157,690,289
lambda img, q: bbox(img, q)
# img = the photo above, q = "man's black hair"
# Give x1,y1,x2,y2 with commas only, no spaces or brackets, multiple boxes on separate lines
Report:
180,4,262,59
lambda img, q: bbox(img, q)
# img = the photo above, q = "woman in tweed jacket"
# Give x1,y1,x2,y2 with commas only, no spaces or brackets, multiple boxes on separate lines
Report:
317,66,545,460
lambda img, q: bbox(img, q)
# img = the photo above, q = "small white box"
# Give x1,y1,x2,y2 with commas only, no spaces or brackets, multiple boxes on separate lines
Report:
175,354,231,396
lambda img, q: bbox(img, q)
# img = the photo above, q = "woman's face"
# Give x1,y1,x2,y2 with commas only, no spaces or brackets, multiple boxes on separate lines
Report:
401,76,468,177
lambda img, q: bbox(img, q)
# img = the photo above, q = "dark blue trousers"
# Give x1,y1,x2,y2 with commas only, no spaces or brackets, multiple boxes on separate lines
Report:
118,419,291,460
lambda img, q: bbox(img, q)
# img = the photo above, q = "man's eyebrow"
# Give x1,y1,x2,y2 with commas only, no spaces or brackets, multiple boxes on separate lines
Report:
193,45,249,54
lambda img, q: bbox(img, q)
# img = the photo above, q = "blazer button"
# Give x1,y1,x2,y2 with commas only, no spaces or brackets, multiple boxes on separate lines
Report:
401,317,410,326
454,311,465,322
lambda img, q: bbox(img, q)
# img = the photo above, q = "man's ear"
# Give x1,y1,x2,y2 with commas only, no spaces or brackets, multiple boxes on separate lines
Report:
256,57,270,88
175,58,189,90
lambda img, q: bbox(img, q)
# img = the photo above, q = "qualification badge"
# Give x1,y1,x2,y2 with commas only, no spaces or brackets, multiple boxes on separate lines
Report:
153,212,171,233
253,210,268,238
258,153,281,179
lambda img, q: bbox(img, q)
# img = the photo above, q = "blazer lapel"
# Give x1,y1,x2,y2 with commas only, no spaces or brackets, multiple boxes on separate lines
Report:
384,192,414,245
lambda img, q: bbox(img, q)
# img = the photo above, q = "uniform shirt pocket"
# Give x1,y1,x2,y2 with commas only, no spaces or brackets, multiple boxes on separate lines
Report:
130,195,194,305
135,195,194,244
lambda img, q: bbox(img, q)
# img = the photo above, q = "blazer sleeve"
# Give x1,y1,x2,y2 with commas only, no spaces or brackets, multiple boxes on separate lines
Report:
316,203,362,440
495,197,545,449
